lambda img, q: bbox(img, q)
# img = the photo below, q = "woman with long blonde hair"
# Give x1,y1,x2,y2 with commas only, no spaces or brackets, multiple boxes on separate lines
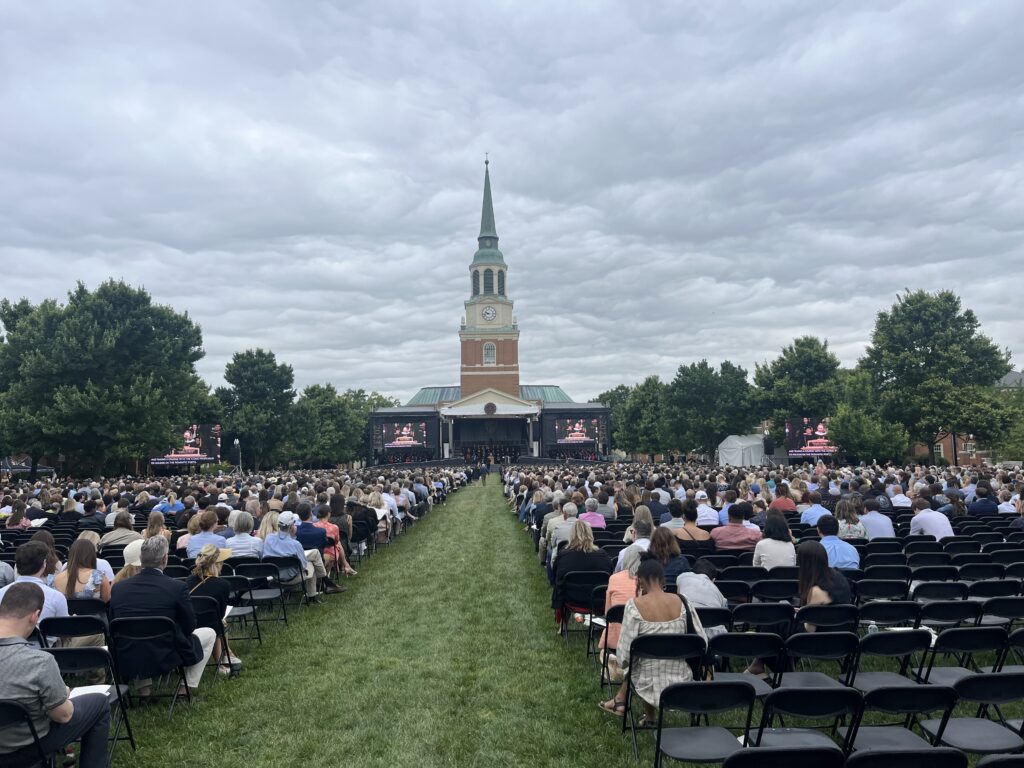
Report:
257,510,280,540
144,511,172,540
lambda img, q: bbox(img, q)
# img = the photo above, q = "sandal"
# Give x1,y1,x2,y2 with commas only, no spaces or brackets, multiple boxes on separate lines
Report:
598,698,626,717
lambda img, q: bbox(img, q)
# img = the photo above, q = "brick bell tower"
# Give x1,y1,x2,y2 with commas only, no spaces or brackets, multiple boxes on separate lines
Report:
459,159,521,398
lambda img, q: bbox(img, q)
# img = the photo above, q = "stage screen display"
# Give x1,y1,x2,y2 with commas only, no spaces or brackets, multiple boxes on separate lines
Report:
785,416,838,458
383,422,428,448
554,418,601,444
152,423,222,465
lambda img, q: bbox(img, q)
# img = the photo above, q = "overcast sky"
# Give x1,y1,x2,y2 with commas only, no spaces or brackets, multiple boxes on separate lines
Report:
2,1,1022,404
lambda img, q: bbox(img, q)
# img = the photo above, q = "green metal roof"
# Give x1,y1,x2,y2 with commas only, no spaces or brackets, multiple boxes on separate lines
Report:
405,384,574,407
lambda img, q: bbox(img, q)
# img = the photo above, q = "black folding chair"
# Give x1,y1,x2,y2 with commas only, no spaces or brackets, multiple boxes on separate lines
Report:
597,604,625,690
189,595,230,673
920,672,1024,755
223,574,262,645
751,580,799,604
723,746,845,768
708,632,783,698
108,616,191,718
622,633,707,757
848,629,932,692
234,563,288,625
753,686,863,754
39,615,108,648
842,684,956,753
654,680,756,767
920,626,1008,687
776,631,859,689
46,646,137,759
0,700,51,767
555,570,610,648
846,747,966,768
858,600,920,631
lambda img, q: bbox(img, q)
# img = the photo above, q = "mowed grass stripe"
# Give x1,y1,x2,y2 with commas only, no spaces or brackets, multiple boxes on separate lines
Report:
115,482,633,768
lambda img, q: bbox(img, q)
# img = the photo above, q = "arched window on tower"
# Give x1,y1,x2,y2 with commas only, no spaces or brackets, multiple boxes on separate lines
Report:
472,270,480,296
498,270,505,296
483,268,494,294
483,342,496,366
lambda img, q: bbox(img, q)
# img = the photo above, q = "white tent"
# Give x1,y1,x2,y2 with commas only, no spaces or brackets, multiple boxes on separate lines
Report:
717,434,766,467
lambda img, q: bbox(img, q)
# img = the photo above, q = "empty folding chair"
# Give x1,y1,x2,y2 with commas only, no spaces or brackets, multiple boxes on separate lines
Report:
752,686,863,754
952,552,995,566
920,672,1024,756
977,755,1024,767
777,631,859,689
654,680,756,767
919,599,983,630
794,604,859,633
732,602,794,633
908,552,953,567
707,632,784,699
858,600,920,631
765,566,800,581
980,596,1024,629
996,627,1024,674
856,579,910,602
904,541,943,554
842,684,957,753
719,566,768,584
597,604,626,689
716,580,752,605
701,554,739,570
960,563,1007,582
943,539,982,555
866,541,904,554
864,553,907,568
865,565,912,583
913,581,969,603
992,550,1024,566
971,580,1022,601
911,565,959,583
848,629,931,692
920,626,1008,686
751,580,798,604
723,746,846,768
846,747,966,768
694,607,732,635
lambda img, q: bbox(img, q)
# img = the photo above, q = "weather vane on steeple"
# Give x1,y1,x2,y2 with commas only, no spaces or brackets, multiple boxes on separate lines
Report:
484,152,489,166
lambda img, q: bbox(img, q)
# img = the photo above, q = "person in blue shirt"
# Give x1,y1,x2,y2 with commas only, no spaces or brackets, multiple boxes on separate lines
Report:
816,515,860,570
185,510,227,559
263,511,342,597
800,492,832,526
717,491,737,526
967,486,1000,516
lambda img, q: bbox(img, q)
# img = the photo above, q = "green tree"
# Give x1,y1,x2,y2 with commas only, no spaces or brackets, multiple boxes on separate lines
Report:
754,336,841,437
217,349,295,469
592,384,632,451
665,360,757,454
862,290,1013,452
286,385,399,467
615,376,668,456
0,281,205,475
991,386,1024,461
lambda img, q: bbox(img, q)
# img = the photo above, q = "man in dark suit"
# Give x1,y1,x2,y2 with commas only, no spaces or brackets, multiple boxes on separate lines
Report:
646,496,670,523
108,536,216,696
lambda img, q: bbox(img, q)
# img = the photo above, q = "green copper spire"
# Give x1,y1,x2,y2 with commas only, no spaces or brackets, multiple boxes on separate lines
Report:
472,158,505,265
479,158,498,239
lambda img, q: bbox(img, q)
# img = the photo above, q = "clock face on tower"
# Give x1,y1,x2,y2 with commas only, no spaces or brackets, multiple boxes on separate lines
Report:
481,306,497,321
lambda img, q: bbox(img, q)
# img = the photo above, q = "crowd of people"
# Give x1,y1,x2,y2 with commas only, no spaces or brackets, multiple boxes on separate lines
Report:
504,459,1024,733
0,466,467,766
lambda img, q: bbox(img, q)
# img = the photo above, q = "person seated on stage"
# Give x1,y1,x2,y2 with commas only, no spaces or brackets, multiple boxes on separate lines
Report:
109,536,217,700
0,583,110,768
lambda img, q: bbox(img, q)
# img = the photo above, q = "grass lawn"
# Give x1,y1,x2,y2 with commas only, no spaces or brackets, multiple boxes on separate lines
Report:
115,482,635,768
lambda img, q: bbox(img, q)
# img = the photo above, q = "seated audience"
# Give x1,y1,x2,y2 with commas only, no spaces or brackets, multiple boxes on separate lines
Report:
53,539,111,602
710,501,762,552
552,520,612,626
646,527,690,583
816,515,860,569
184,544,241,675
858,498,895,539
185,509,228,559
99,511,142,550
263,511,341,597
578,497,606,530
614,518,652,573
672,500,715,557
833,499,866,540
314,505,357,576
909,497,955,540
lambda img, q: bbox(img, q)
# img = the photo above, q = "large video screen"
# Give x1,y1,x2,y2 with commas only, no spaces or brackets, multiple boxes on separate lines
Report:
383,422,428,448
152,423,222,465
785,417,837,458
555,418,601,444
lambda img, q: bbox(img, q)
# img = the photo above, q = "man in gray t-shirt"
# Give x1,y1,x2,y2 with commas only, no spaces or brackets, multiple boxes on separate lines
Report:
0,583,109,767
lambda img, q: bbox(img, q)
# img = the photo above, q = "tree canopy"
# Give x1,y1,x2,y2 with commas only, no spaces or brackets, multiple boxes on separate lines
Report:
862,290,1012,447
664,360,757,455
0,281,205,474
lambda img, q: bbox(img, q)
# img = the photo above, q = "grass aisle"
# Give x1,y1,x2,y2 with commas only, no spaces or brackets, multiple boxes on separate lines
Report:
116,482,633,768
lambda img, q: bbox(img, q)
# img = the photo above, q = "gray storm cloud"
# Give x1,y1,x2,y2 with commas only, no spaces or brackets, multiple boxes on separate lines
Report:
1,0,1021,403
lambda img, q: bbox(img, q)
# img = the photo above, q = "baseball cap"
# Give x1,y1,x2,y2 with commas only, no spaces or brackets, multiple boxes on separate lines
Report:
750,484,761,494
217,493,228,501
695,491,709,501
123,539,143,567
278,511,300,528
